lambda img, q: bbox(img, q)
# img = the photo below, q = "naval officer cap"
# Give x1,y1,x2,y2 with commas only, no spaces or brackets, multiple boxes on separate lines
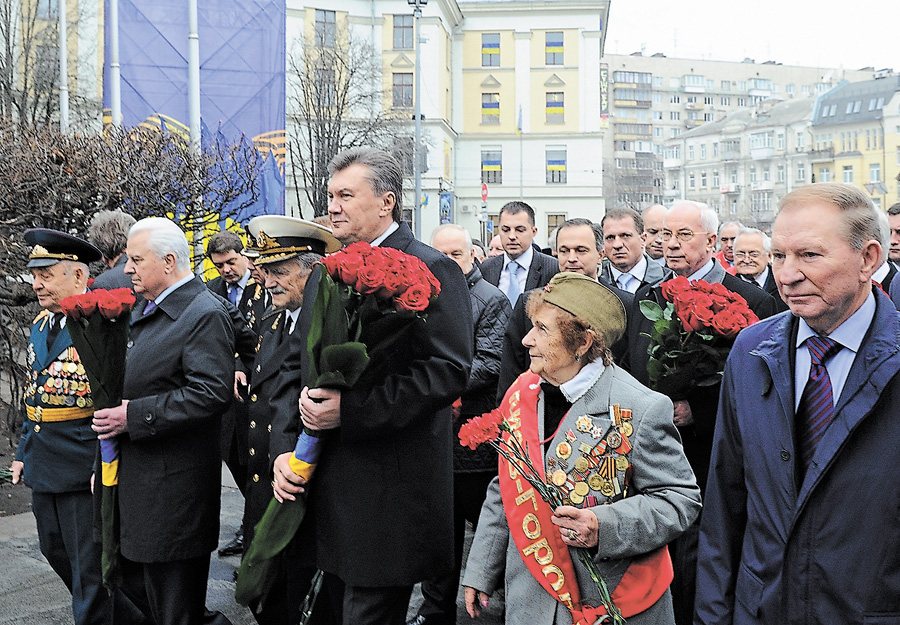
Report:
245,215,342,266
25,228,102,269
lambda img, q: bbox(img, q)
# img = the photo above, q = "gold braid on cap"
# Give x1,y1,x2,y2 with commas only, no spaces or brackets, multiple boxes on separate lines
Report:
29,244,79,262
253,230,318,263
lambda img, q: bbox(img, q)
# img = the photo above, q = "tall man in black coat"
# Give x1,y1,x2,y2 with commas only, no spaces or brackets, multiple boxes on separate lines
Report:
478,201,558,303
271,147,473,625
92,217,241,625
626,201,777,625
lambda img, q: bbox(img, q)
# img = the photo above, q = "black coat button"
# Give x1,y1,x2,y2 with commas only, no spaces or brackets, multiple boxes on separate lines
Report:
780,450,791,461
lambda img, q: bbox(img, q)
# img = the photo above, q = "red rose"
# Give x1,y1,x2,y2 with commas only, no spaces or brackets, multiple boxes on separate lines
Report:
376,270,405,299
337,252,366,285
674,291,715,332
59,294,82,320
97,293,121,318
711,307,757,338
661,275,692,302
74,291,99,318
355,265,387,295
322,254,342,279
395,283,431,312
343,241,373,257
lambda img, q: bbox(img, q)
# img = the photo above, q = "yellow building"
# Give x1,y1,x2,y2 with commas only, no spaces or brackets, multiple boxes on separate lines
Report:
286,0,610,244
810,74,900,210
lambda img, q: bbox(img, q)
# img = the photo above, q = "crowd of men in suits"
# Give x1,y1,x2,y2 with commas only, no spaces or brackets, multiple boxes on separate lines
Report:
10,146,900,625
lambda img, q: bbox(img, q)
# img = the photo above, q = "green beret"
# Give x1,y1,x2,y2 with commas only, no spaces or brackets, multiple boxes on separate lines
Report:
538,272,626,346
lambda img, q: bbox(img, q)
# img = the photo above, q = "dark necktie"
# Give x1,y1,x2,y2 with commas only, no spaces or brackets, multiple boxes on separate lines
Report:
46,312,64,348
796,336,841,478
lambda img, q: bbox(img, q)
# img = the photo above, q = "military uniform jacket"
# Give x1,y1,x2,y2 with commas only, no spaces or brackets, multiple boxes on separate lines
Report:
16,312,97,493
462,366,701,625
243,309,299,546
116,277,236,563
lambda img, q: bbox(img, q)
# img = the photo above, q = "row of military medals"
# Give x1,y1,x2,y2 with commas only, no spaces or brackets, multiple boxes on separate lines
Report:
547,405,633,507
35,347,93,409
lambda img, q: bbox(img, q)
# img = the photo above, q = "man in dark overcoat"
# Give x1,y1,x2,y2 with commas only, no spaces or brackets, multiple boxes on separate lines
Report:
271,147,473,625
92,217,238,625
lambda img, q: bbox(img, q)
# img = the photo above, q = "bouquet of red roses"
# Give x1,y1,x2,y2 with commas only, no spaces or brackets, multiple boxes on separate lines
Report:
639,275,758,397
236,242,441,609
59,287,136,592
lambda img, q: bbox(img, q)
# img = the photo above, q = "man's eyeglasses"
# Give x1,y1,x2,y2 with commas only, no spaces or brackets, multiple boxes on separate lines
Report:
660,229,710,242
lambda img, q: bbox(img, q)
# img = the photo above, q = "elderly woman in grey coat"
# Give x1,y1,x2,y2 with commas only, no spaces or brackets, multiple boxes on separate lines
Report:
462,272,701,625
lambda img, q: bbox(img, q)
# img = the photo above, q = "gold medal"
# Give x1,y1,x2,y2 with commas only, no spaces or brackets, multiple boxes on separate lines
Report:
551,469,567,486
556,442,572,460
615,456,629,471
76,397,86,408
588,474,604,490
66,362,77,374
575,415,593,433
569,492,585,505
574,456,589,473
41,393,50,403
600,480,615,497
574,481,589,497
76,364,85,375
620,422,634,437
85,398,94,408
606,431,622,449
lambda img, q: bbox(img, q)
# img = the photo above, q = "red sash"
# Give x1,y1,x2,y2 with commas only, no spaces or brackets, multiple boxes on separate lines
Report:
498,373,673,624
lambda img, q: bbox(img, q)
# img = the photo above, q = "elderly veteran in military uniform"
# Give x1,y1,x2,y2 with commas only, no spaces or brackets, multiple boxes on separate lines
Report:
462,272,701,625
240,215,341,625
9,229,110,625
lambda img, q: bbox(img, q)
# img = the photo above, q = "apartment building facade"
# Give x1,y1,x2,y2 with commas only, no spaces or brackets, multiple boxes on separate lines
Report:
602,52,874,213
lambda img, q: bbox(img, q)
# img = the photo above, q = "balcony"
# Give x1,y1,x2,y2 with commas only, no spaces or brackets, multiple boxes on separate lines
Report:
808,147,835,163
750,180,775,191
720,183,740,194
750,146,775,160
722,149,741,161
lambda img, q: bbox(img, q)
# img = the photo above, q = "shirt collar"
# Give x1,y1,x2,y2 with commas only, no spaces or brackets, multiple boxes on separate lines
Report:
370,221,400,247
232,269,251,289
504,246,534,271
872,262,890,284
686,258,715,282
796,291,876,354
608,254,647,282
153,273,194,306
558,359,606,404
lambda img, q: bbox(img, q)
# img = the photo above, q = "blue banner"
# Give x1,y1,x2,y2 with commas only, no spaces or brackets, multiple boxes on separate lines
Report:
103,0,286,218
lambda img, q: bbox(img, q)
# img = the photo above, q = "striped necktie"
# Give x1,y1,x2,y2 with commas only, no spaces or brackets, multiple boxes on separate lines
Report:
796,336,841,478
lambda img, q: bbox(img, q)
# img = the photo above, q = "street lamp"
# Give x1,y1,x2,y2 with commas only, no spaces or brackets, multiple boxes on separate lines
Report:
408,0,427,239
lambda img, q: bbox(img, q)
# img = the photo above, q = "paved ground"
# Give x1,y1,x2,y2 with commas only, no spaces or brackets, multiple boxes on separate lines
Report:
0,466,504,625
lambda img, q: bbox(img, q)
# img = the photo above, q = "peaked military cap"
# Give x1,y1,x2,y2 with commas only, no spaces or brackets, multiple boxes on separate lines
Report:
245,215,342,265
25,228,102,269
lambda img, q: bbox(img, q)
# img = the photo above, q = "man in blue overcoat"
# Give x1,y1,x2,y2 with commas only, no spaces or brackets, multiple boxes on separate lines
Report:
696,183,900,624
